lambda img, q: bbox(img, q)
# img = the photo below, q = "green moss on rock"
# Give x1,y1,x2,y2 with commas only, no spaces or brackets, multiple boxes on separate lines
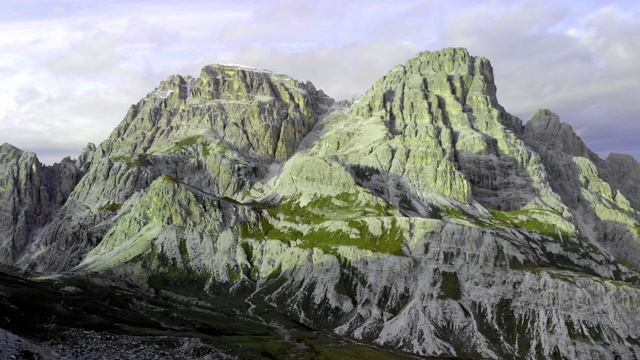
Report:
110,154,151,167
491,208,574,239
297,217,405,255
99,202,122,212
169,135,201,154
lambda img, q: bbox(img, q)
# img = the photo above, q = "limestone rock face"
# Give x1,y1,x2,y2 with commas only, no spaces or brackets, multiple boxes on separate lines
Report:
0,144,45,264
99,65,332,162
0,144,83,264
523,109,640,269
601,153,640,210
323,48,559,213
524,109,593,158
14,65,332,273
2,48,640,359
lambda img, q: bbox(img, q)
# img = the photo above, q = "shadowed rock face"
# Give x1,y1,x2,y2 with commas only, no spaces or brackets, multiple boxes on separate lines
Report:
2,48,640,359
0,143,87,264
601,153,640,210
524,109,593,158
523,108,640,272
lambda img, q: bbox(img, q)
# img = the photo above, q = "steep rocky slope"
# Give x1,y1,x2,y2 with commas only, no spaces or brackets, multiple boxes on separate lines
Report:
0,144,88,264
2,48,640,359
12,65,332,273
524,109,640,268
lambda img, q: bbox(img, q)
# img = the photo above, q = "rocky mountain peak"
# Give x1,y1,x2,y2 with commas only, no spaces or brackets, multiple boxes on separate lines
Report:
96,63,333,163
1,142,19,150
524,108,593,158
0,145,44,263
351,47,520,135
601,152,640,210
0,142,26,159
606,152,638,164
2,48,640,360
75,142,96,172
0,143,41,179
195,64,323,103
406,47,493,78
8,63,336,272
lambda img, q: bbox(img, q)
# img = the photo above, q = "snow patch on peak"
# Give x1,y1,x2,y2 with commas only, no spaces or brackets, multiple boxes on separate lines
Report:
220,63,271,73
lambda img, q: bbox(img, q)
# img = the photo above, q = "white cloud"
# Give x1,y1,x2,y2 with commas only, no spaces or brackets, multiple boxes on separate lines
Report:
185,42,420,101
0,2,253,164
0,0,639,164
437,1,640,159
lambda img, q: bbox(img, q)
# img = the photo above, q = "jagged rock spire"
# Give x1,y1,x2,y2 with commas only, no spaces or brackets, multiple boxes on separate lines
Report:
524,108,593,158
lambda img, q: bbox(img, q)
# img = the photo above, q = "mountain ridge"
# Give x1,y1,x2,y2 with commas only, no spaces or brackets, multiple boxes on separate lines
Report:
2,47,640,359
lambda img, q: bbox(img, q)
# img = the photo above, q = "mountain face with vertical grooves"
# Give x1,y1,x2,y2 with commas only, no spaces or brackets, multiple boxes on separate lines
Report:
2,48,640,359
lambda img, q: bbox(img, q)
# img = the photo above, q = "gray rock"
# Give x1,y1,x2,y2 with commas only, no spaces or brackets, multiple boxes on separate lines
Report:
524,108,594,158
0,144,83,264
601,153,640,211
1,48,640,359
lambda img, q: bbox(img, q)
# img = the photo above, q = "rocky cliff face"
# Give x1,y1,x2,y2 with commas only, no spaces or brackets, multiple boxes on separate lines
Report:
13,65,332,273
601,153,640,211
2,48,640,359
0,144,86,264
524,108,640,269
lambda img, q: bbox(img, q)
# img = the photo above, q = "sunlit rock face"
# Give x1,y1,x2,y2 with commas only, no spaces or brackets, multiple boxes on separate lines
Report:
2,48,640,359
9,65,333,273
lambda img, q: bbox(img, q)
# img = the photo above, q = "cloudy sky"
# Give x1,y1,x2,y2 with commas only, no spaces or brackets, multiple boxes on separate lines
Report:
0,0,638,165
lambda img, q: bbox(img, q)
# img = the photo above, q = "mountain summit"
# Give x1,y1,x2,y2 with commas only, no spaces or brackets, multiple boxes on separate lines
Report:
2,48,640,359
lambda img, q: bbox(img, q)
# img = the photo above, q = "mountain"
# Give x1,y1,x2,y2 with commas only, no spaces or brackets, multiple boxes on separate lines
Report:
2,48,640,359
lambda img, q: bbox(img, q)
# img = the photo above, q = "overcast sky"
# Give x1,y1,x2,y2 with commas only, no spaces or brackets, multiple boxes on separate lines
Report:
1,0,638,165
